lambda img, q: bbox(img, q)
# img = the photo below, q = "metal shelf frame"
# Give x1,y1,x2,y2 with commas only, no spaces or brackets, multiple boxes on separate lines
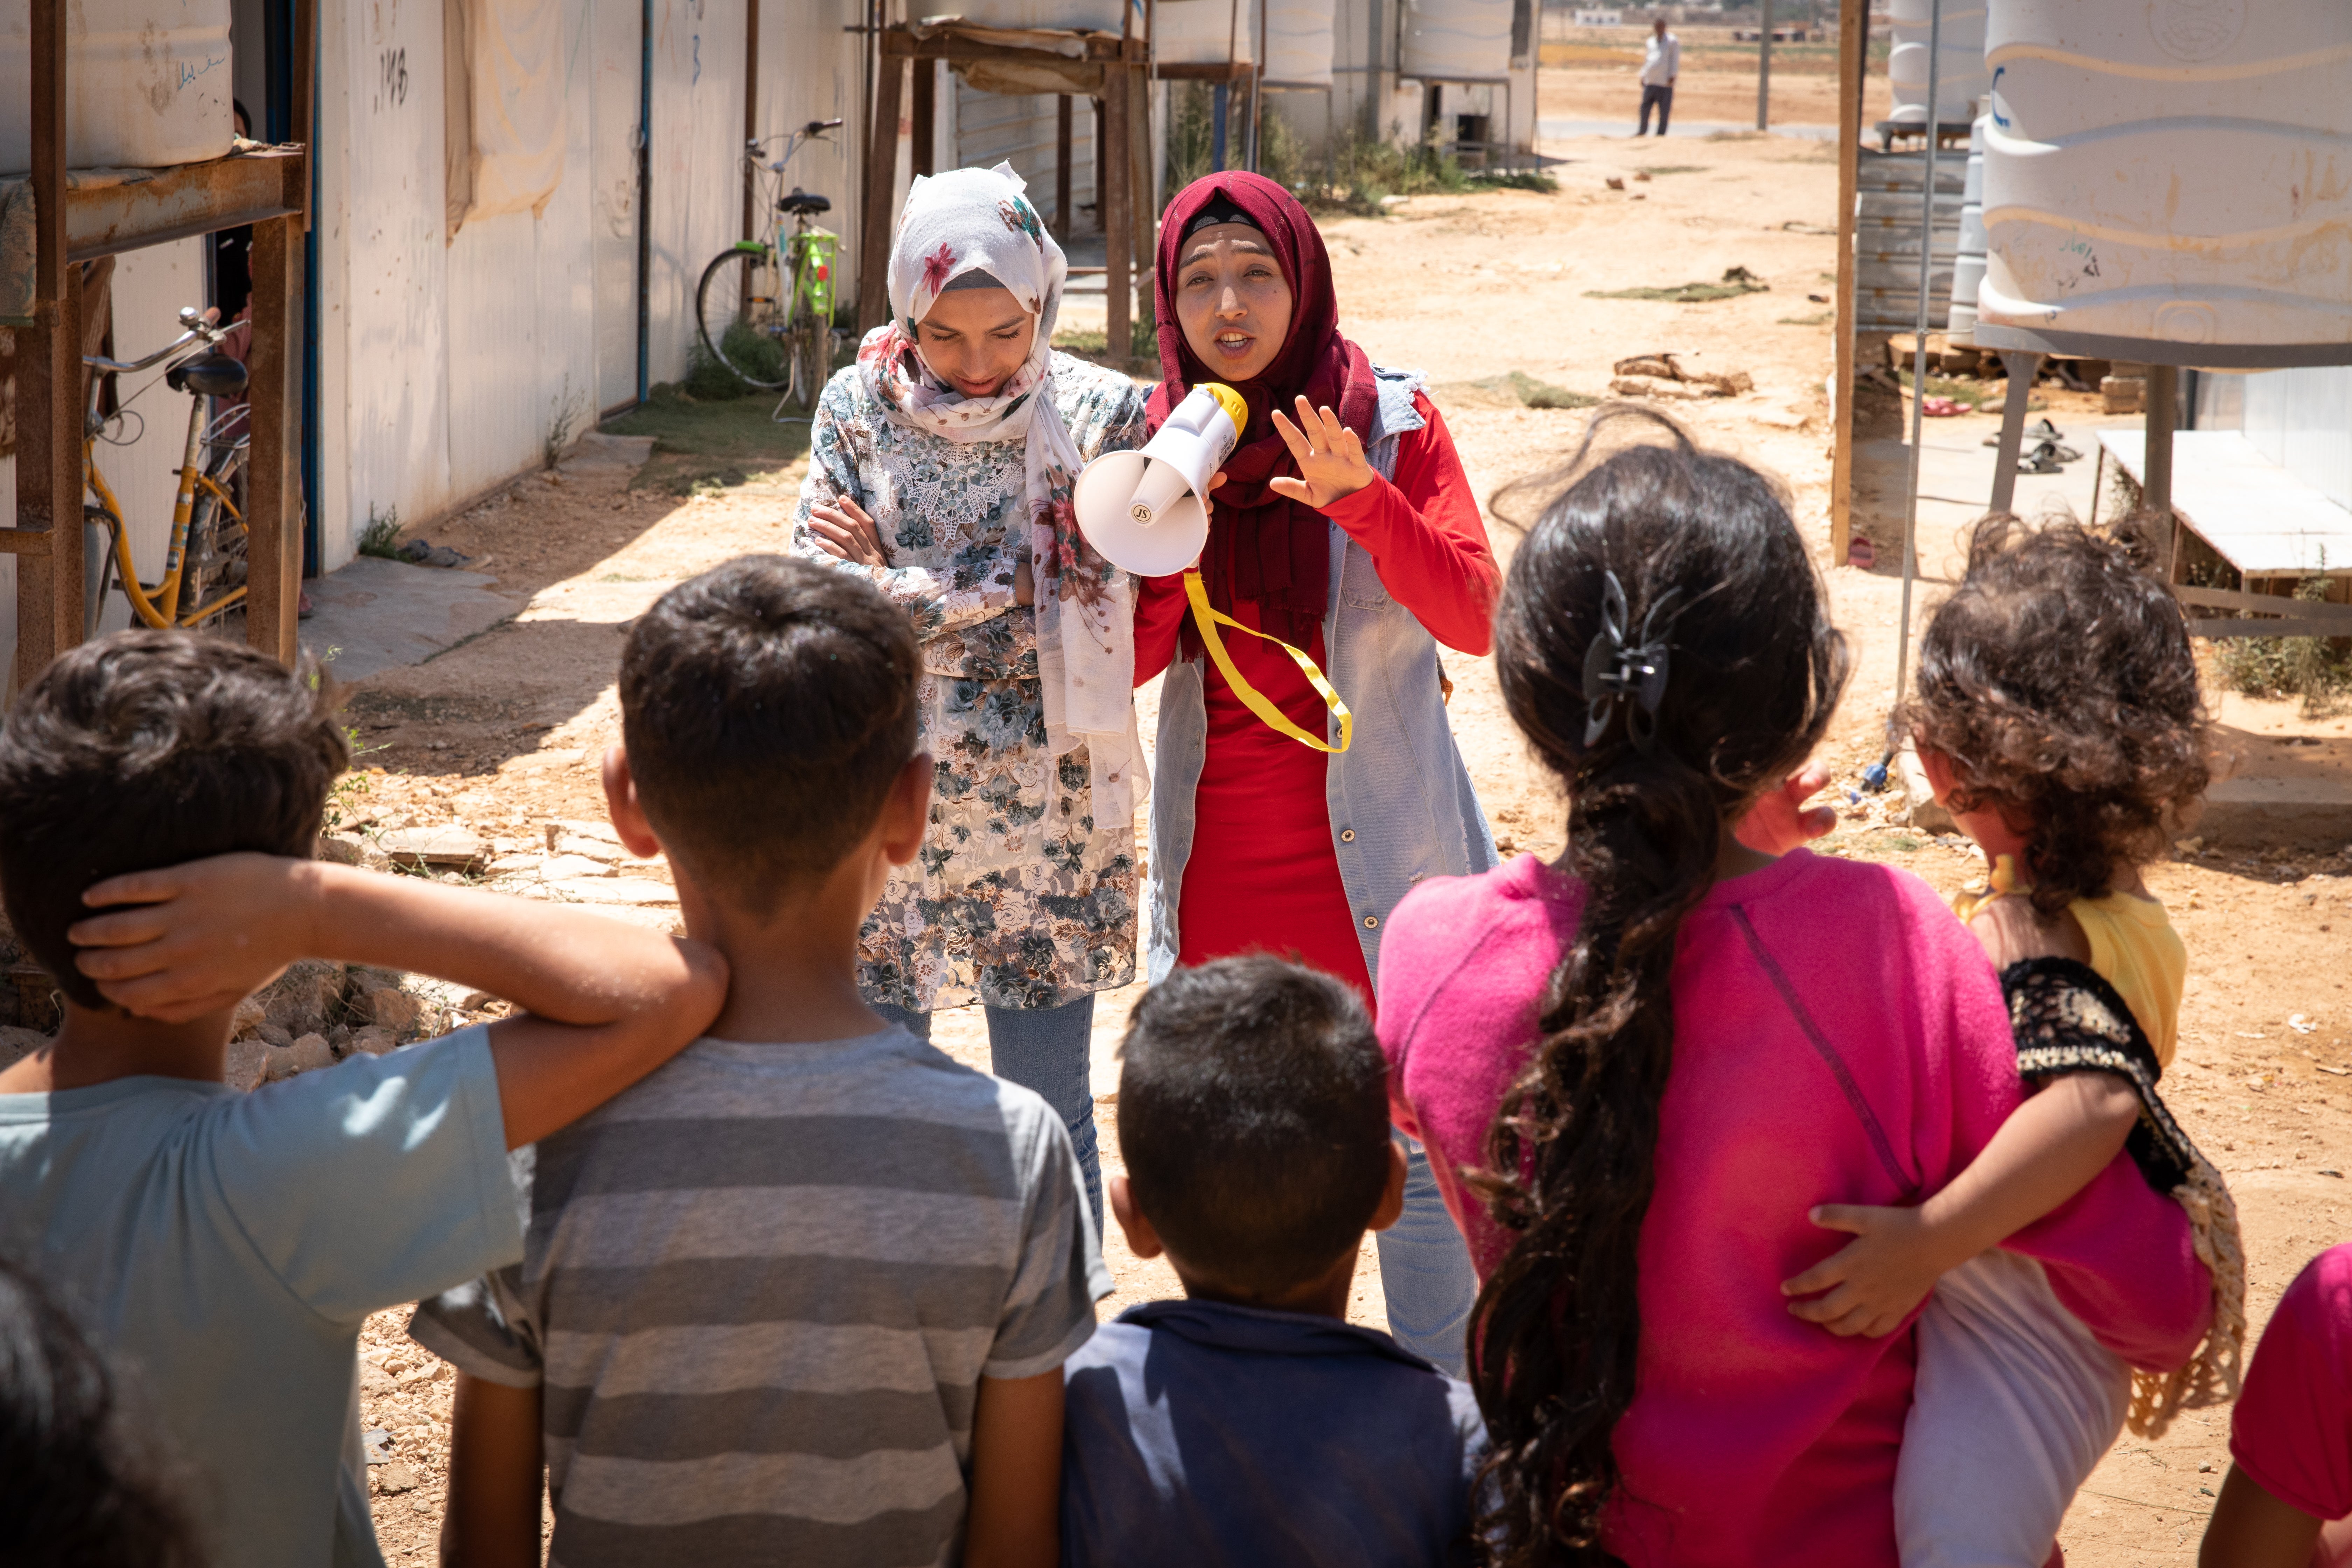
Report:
7,0,314,681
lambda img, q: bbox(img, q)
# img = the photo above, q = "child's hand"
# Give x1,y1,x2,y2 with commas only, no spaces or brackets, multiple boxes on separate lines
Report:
1780,1203,1949,1338
1734,762,1836,857
68,854,324,1022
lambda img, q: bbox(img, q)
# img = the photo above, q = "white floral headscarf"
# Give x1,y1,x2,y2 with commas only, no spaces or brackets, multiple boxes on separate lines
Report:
855,162,1138,811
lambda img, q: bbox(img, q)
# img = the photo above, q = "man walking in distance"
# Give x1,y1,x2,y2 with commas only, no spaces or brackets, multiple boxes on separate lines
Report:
1637,17,1679,136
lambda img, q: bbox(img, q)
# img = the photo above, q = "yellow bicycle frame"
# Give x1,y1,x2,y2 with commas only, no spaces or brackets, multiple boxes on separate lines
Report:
82,426,248,630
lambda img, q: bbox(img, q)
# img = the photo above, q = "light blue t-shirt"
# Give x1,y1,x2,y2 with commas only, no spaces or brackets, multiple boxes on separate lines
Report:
0,1027,522,1568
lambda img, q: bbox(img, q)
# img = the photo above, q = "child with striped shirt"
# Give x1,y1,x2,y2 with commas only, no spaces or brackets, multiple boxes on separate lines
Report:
415,558,1109,1567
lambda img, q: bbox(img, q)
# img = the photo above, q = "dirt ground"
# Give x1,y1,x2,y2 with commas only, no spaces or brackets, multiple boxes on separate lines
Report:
1538,35,1896,128
327,133,2350,1564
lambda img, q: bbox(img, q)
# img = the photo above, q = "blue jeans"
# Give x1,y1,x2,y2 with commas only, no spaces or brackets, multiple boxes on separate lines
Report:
874,996,1102,1236
1639,82,1674,135
1377,1135,1479,1379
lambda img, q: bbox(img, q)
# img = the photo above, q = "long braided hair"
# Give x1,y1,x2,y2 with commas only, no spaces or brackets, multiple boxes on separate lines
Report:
1472,409,1849,1564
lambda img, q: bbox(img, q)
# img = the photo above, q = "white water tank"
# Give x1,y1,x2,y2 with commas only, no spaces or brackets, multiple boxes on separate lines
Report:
1400,0,1512,80
1261,0,1335,86
1887,0,1990,130
1975,0,2352,360
955,0,1127,30
1946,114,1989,341
0,0,234,175
1156,0,1253,65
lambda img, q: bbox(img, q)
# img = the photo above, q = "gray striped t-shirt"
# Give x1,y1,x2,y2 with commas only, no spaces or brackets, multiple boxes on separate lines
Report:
411,1026,1110,1568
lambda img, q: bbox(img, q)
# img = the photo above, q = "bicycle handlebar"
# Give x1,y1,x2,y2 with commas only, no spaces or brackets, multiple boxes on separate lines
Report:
81,306,225,373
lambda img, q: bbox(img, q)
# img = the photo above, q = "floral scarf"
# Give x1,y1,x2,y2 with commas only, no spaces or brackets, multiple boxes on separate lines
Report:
856,162,1136,800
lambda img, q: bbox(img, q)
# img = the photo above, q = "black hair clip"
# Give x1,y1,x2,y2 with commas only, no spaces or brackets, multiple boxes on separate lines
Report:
1581,572,1681,752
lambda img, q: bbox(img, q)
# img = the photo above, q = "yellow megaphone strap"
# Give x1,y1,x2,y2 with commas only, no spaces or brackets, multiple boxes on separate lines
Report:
1183,569,1352,754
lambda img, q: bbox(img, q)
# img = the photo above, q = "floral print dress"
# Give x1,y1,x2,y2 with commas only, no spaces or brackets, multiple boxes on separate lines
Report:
793,351,1150,1012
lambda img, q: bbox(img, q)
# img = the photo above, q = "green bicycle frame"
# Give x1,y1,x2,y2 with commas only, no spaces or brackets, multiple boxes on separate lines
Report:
788,225,837,324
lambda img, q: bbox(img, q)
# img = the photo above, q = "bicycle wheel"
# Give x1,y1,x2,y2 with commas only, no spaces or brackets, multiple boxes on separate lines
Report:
695,247,791,391
184,437,250,629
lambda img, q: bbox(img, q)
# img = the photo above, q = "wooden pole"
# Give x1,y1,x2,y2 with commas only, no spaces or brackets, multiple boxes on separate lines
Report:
859,42,905,334
246,215,302,664
1105,64,1133,367
909,58,935,180
2144,364,2178,578
1126,34,1153,353
1827,0,1865,567
741,0,760,246
1054,94,1074,240
1755,0,1773,131
17,0,80,684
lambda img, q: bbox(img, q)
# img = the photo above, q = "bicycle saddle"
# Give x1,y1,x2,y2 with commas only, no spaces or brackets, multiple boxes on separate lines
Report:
167,354,250,399
778,188,831,215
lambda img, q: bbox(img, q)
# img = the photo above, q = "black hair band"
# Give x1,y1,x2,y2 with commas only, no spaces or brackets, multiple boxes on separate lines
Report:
1181,193,1262,241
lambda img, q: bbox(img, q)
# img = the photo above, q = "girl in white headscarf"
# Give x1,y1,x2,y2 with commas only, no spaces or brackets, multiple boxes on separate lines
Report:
794,163,1146,1227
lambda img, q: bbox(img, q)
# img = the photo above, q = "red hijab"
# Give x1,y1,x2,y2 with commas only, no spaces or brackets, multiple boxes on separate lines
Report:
1148,173,1379,648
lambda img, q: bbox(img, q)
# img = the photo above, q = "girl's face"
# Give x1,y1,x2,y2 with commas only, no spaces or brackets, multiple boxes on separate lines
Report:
1174,223,1293,384
916,286,1035,398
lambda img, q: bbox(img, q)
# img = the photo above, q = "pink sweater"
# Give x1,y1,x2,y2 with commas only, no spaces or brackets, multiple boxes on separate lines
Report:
1379,849,2211,1568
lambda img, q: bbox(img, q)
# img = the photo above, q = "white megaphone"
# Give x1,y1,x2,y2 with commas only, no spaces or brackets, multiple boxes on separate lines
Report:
1073,382,1248,576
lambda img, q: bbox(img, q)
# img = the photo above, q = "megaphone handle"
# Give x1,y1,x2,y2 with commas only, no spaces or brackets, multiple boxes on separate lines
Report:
1182,570,1353,755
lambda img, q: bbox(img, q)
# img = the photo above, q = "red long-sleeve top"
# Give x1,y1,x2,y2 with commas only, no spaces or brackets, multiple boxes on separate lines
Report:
1134,394,1498,1001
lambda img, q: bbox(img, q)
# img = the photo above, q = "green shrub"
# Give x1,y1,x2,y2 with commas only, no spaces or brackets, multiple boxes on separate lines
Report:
2212,564,2352,713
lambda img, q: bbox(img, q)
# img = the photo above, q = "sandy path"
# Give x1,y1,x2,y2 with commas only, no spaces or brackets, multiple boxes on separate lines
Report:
352,132,2350,1564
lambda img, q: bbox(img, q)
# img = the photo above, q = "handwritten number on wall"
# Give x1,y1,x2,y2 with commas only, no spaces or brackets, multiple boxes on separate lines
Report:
377,48,409,112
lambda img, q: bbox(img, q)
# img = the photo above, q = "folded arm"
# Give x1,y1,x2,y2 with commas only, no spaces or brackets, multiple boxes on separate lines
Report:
792,390,1026,636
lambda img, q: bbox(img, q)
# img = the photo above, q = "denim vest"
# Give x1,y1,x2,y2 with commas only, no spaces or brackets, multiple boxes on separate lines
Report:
1146,367,1499,987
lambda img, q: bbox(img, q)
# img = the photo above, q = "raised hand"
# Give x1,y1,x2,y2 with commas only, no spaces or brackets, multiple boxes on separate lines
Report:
1268,396,1375,510
807,494,894,567
1733,762,1837,857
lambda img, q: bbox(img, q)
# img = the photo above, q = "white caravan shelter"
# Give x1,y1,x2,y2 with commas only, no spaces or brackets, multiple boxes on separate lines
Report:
2,0,867,615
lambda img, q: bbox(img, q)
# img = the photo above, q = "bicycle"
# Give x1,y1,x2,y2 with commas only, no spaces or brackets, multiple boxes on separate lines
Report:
79,305,252,637
694,118,845,417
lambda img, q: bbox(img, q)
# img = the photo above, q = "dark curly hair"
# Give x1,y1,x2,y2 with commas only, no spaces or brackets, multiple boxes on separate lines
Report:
0,1252,206,1566
1903,513,2209,916
1474,407,1848,1566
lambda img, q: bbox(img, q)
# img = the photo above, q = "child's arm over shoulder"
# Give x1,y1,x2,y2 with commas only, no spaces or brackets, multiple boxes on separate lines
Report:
1780,896,2138,1337
70,855,728,1149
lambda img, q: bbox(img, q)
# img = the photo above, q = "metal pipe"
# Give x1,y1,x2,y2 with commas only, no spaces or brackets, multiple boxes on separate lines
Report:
1248,0,1266,170
634,0,653,407
1893,0,1943,712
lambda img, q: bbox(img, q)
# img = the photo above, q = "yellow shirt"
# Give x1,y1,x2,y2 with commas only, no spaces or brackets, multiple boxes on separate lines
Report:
1953,856,2186,1066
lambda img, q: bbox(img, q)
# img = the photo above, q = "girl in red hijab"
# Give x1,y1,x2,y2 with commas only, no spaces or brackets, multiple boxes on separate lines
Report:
1132,172,1499,1374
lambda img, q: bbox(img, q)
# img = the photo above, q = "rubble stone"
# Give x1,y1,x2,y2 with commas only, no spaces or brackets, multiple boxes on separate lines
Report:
368,989,424,1034
349,1025,401,1057
290,1033,335,1072
224,1038,270,1091
315,834,367,866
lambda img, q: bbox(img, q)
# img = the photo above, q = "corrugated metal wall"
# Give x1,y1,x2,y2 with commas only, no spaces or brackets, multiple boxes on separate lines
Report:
954,76,1097,233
